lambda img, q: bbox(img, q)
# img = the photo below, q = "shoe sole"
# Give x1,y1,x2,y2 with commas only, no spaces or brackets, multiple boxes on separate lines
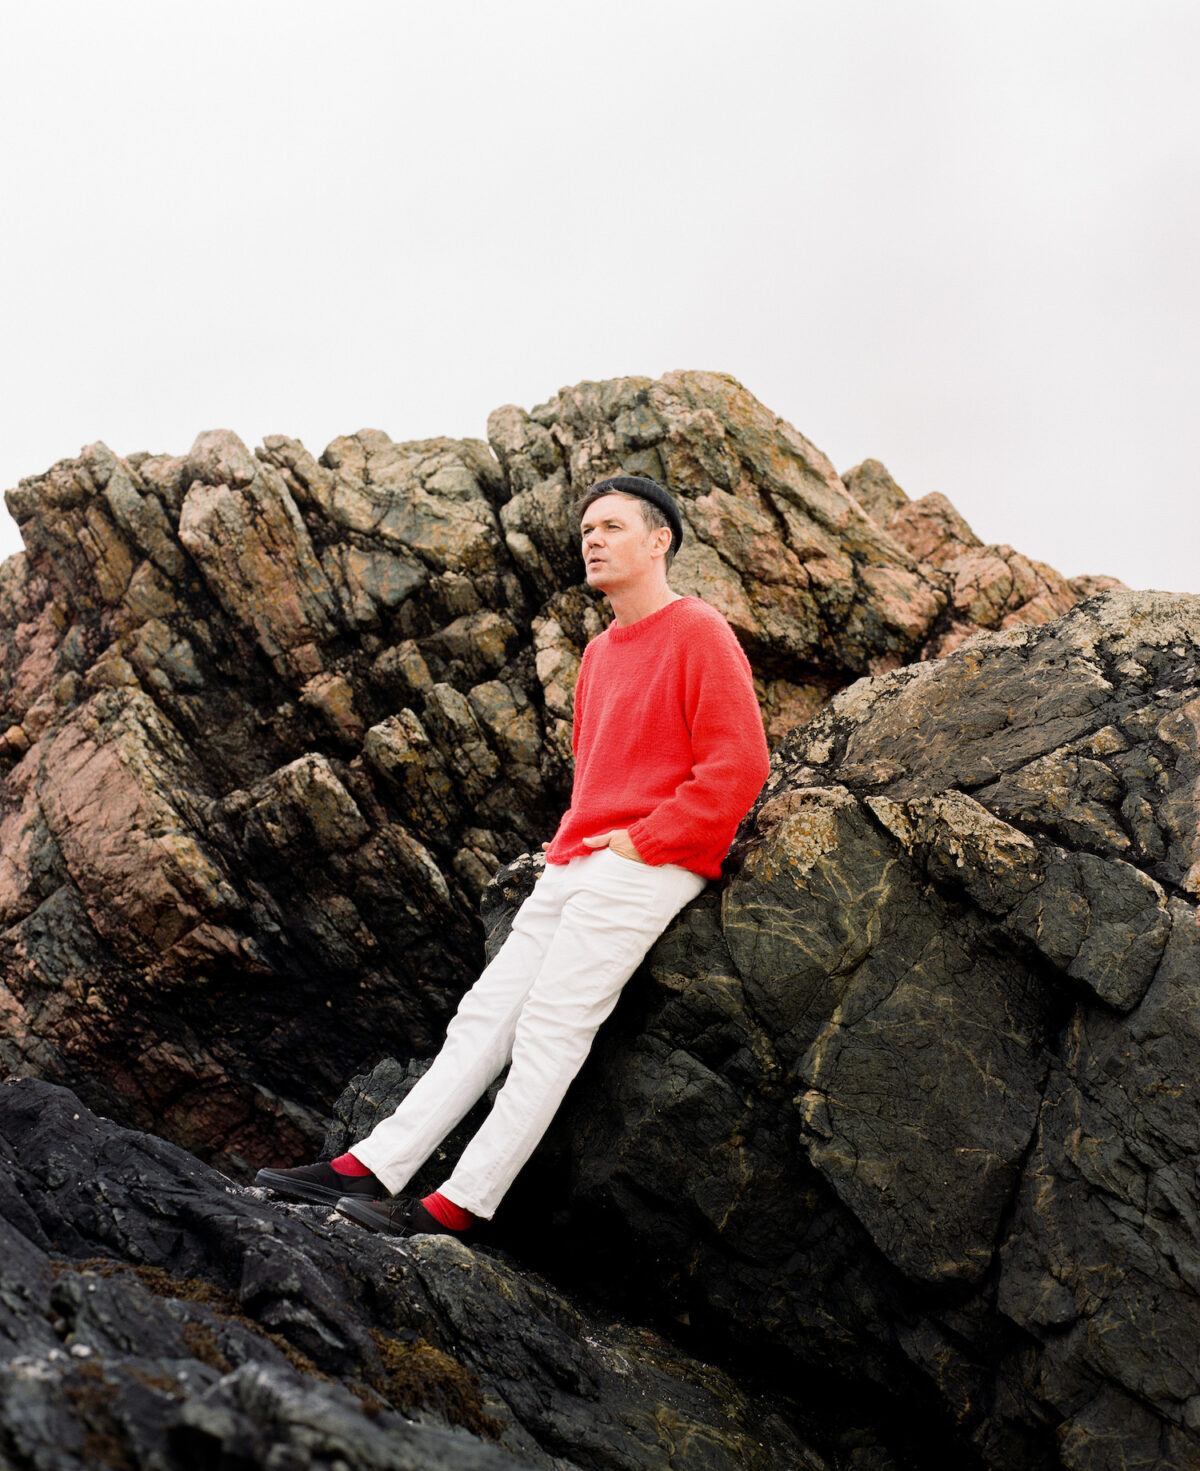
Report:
254,1169,380,1207
335,1196,393,1232
336,1196,475,1243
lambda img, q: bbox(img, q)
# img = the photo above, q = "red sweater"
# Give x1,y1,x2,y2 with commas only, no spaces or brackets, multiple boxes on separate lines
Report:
544,597,769,879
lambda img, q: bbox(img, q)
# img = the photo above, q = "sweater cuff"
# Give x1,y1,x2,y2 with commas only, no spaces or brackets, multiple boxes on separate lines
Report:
626,819,669,866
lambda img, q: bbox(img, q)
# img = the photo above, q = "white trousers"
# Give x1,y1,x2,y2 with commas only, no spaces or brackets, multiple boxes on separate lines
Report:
352,849,706,1218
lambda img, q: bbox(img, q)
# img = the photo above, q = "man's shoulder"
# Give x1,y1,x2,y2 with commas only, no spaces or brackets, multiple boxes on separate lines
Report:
657,600,750,689
670,596,741,645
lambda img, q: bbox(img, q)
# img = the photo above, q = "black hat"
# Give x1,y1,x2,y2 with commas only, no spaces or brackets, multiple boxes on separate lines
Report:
585,475,684,555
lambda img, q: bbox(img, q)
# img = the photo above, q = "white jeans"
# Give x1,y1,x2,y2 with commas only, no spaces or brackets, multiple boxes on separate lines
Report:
352,849,706,1218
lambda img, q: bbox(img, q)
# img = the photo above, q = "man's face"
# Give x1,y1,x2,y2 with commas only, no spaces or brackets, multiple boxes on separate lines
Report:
580,493,669,595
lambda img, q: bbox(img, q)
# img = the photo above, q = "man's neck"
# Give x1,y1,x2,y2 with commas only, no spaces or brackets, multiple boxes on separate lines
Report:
607,583,681,627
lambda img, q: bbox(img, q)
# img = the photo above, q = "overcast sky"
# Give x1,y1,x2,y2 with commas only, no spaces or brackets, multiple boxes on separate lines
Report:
2,0,1196,593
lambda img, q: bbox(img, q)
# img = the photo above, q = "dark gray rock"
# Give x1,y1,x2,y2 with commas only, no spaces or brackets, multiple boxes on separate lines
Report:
0,1075,830,1471
447,591,1199,1471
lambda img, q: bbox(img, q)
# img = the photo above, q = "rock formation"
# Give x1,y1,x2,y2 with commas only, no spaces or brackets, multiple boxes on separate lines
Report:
0,373,1114,1171
3,370,1188,1469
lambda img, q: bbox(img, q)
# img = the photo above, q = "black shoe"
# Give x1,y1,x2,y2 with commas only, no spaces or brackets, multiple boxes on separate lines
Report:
336,1195,474,1241
254,1161,383,1206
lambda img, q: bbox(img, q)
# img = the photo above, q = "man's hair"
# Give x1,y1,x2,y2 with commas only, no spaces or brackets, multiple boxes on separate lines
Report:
575,477,681,569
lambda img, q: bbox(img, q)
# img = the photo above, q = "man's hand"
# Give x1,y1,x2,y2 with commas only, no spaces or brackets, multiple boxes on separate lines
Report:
582,828,646,863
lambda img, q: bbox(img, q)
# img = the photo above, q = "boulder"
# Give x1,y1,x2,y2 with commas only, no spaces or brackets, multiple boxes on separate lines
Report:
456,589,1196,1471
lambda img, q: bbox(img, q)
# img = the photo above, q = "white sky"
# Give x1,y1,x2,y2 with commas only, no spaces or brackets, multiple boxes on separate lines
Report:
2,0,1197,593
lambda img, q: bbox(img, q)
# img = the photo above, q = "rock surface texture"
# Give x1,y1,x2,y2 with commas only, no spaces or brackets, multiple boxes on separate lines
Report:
1,371,1180,1469
0,1075,827,1471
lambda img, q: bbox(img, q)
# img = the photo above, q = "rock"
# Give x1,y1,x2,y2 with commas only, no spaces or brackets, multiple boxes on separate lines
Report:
179,438,341,681
1068,573,1126,601
0,1075,830,1471
843,458,1126,657
455,588,1196,1471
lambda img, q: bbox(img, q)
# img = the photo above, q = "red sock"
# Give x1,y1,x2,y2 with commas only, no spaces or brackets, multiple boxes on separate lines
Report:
421,1192,475,1231
331,1151,373,1176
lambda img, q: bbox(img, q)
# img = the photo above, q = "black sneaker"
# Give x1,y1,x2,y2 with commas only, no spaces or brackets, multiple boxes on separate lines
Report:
254,1161,383,1206
336,1195,474,1241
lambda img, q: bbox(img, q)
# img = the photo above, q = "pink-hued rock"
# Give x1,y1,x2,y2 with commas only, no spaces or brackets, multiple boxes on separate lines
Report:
490,374,949,672
37,690,238,957
179,436,341,680
843,457,1125,660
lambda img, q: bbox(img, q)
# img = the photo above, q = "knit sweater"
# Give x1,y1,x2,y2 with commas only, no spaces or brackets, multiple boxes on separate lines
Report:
544,597,769,880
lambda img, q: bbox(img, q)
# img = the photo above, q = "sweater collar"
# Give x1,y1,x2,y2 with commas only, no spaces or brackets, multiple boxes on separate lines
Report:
602,595,689,644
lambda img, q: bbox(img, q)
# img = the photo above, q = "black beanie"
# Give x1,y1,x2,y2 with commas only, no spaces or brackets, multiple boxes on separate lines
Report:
585,475,684,555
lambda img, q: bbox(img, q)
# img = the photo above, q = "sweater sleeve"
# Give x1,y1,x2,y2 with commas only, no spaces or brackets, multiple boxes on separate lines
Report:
625,611,769,869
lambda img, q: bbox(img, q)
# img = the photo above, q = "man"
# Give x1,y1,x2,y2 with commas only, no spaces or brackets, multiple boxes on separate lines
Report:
256,475,769,1238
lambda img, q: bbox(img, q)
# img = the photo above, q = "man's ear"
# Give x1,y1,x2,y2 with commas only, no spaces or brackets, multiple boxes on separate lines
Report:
651,525,672,560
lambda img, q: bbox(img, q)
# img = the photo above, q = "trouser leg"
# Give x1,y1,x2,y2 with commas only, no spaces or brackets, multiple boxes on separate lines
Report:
352,860,576,1194
441,850,705,1219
